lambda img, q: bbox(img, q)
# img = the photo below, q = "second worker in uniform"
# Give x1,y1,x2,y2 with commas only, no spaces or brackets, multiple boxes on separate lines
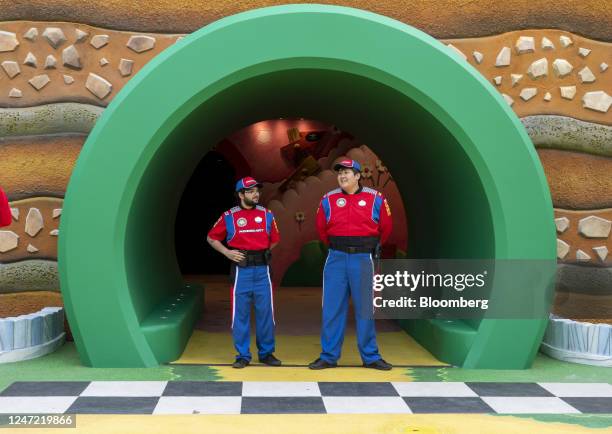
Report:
309,159,393,371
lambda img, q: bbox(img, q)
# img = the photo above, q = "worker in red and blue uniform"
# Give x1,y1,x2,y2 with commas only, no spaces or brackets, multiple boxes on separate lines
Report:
309,159,393,370
0,187,11,228
207,177,282,369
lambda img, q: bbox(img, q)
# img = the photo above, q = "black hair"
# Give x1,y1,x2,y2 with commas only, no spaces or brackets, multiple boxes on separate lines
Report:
334,166,360,176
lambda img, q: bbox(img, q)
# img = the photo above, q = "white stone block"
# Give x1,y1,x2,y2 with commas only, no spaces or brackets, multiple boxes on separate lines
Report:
0,318,15,351
495,46,511,67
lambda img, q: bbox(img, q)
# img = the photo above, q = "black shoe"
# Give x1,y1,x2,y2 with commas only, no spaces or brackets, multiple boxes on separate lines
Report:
259,354,282,366
232,358,250,369
308,358,337,370
363,359,392,370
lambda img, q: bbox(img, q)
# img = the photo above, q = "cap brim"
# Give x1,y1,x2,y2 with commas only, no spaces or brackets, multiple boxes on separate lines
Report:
239,183,263,191
334,163,359,172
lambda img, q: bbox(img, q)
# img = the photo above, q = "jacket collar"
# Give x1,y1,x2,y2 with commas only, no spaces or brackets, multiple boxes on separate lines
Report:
341,185,363,195
239,202,256,210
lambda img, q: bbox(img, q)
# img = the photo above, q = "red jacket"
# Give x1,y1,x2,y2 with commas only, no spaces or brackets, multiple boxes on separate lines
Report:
0,187,11,227
316,186,392,245
208,205,280,250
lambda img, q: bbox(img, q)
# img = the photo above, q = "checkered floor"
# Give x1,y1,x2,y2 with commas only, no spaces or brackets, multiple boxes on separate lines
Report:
1,381,612,414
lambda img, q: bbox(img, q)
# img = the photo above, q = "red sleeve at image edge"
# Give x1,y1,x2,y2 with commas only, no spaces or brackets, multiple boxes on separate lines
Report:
0,188,11,227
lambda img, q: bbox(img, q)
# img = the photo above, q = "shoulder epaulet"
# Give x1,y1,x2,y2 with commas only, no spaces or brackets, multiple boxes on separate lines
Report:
362,186,378,195
325,188,342,197
230,206,241,213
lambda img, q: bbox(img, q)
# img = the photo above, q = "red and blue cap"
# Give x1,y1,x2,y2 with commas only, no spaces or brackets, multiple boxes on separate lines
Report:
333,159,362,172
235,176,263,192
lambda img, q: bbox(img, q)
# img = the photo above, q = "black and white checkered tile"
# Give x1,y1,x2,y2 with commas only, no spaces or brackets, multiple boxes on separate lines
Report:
1,382,612,414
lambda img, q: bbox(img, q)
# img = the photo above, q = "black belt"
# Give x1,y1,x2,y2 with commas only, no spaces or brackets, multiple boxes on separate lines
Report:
238,249,270,267
329,236,379,254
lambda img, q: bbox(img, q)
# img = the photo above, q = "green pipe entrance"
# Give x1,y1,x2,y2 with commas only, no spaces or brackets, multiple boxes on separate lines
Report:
59,5,555,368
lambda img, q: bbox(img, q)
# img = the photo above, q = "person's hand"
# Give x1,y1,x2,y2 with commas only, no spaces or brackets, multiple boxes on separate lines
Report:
225,249,246,263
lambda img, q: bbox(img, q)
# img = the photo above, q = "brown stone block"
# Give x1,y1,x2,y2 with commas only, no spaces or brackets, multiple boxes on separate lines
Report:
0,197,63,261
538,149,612,209
0,290,62,317
445,29,612,125
553,291,612,323
555,209,612,265
0,1,612,41
0,21,181,107
0,135,84,200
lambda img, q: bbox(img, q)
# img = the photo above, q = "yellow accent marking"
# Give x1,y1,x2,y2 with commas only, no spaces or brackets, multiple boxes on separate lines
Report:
41,414,604,434
384,199,392,216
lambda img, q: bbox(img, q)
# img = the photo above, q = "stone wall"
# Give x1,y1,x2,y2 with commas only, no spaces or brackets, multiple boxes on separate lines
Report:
0,2,610,363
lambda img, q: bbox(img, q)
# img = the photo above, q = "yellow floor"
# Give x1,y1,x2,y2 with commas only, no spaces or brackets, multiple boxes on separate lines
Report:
8,414,607,434
174,330,446,381
177,278,446,381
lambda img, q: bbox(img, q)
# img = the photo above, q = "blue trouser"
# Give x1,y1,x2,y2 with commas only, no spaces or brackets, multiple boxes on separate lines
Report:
231,264,275,361
320,249,382,364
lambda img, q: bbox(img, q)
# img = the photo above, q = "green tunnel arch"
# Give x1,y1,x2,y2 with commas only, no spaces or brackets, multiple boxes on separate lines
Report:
59,4,556,368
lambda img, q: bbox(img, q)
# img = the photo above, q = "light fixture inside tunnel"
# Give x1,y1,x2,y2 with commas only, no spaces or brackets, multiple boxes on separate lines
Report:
59,4,555,369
